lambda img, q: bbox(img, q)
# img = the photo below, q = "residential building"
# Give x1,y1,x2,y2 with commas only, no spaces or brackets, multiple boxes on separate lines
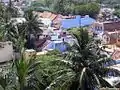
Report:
92,20,120,35
43,40,67,52
61,15,95,29
102,31,120,44
36,11,62,30
35,11,95,30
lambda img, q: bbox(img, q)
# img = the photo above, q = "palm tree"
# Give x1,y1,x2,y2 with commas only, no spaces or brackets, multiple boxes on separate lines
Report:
13,51,41,90
24,10,43,49
5,0,19,18
4,21,26,53
24,10,43,35
46,28,120,90
0,51,41,90
0,3,10,41
1,9,43,51
0,1,19,42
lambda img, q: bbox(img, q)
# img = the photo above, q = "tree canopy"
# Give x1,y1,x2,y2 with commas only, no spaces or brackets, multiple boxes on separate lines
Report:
29,0,100,17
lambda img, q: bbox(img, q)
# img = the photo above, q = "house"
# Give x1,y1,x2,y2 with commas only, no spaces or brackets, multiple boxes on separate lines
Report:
39,18,52,27
42,40,67,52
92,20,120,35
41,32,66,52
35,11,61,30
39,11,60,26
98,8,115,22
61,15,95,29
41,32,76,52
35,11,80,30
102,31,120,44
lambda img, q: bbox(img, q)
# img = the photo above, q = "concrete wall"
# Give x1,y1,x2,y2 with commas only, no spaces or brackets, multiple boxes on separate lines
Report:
24,49,36,60
0,41,13,63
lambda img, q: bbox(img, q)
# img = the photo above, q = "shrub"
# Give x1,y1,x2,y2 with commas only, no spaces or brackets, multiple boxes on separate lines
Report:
46,49,61,56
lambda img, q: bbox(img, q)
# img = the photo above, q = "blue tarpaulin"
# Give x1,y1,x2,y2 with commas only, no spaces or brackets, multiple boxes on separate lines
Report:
61,15,95,29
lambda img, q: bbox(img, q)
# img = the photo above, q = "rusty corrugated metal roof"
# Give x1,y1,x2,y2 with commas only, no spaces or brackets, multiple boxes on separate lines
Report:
104,21,120,31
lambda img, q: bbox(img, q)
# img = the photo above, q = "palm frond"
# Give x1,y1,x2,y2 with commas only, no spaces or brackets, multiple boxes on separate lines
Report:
78,67,86,89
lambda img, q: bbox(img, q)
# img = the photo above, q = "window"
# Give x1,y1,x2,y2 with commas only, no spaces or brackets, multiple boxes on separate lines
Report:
95,26,102,31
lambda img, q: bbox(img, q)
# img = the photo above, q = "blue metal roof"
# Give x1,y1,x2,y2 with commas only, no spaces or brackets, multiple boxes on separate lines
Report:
46,41,67,52
61,15,95,29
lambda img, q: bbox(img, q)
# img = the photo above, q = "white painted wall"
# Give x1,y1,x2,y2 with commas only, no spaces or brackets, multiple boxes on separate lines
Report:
40,18,52,27
0,41,13,62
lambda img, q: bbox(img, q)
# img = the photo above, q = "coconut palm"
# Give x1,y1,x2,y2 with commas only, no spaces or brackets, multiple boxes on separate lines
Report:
24,9,43,49
4,21,26,53
46,28,120,90
0,1,19,41
0,51,41,90
2,9,43,51
13,51,41,90
0,3,9,41
6,0,18,17
24,9,43,35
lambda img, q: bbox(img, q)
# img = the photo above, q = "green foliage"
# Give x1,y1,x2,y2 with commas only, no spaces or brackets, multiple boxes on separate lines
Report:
68,28,83,35
24,9,43,49
14,54,41,90
0,1,120,90
30,0,100,16
114,9,120,18
0,3,12,41
74,2,100,17
100,0,120,4
24,10,43,35
0,76,7,90
0,2,22,50
36,54,69,90
0,9,43,51
46,50,61,56
46,28,120,90
5,22,26,52
27,0,53,12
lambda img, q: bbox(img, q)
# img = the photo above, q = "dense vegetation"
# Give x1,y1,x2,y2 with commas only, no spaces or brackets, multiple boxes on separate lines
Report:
30,0,100,17
0,27,120,90
0,0,120,90
30,0,120,18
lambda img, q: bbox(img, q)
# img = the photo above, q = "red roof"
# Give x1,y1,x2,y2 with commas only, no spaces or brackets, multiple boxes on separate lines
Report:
37,11,75,21
38,11,57,21
35,11,75,29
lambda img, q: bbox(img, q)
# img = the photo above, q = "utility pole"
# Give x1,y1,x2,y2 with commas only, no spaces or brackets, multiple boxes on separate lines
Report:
79,16,81,28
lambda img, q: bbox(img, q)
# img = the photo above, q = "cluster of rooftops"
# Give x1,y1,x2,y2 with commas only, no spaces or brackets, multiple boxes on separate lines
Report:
6,9,120,61
34,11,95,30
31,11,120,60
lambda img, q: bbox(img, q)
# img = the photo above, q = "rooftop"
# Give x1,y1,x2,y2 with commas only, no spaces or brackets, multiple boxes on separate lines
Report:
61,15,95,29
104,21,120,31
